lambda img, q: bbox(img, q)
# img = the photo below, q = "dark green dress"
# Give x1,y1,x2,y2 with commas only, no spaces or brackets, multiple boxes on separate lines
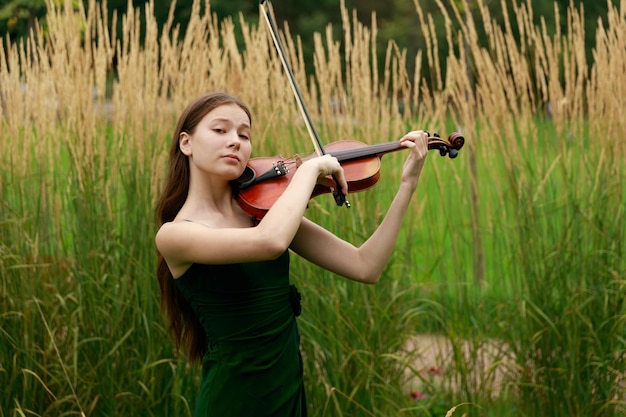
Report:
174,251,306,417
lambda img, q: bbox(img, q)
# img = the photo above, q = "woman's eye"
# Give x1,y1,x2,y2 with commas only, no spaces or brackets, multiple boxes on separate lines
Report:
239,134,250,140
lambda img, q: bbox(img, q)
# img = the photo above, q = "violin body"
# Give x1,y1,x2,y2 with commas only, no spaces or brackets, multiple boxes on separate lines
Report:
236,134,464,220
236,141,384,220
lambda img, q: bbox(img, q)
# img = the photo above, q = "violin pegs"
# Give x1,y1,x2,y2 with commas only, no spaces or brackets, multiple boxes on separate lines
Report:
448,149,459,159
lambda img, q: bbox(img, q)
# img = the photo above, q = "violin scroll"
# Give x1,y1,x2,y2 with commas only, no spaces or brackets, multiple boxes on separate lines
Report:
426,131,465,159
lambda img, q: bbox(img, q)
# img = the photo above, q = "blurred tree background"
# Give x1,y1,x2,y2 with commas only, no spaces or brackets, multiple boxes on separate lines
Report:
0,0,615,88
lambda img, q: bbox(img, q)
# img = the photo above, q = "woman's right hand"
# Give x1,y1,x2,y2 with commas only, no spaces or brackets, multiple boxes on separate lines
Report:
305,154,349,197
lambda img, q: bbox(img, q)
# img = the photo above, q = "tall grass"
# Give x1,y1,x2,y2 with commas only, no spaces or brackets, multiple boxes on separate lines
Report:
1,0,624,415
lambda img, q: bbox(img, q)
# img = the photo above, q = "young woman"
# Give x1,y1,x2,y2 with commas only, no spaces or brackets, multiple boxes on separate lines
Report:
155,92,429,416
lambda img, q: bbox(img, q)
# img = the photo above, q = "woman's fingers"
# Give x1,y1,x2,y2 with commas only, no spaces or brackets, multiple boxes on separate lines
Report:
398,130,429,186
399,130,429,156
310,154,349,195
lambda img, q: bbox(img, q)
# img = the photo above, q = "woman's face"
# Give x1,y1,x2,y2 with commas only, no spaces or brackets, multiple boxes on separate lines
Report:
180,103,252,181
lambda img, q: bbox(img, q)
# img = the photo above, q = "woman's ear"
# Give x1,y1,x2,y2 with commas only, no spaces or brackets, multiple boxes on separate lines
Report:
179,132,192,156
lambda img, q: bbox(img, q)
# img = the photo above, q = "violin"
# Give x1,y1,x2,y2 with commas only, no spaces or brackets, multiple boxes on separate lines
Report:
239,0,466,220
235,132,464,220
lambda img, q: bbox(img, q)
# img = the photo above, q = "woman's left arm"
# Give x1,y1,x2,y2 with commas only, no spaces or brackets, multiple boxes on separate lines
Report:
290,131,429,284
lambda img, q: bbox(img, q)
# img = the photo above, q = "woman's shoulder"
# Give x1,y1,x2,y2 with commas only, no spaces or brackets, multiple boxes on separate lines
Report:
155,221,197,278
155,219,211,255
155,219,190,244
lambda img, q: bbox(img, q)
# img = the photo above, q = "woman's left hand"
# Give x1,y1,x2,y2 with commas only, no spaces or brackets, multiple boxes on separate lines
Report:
398,130,429,190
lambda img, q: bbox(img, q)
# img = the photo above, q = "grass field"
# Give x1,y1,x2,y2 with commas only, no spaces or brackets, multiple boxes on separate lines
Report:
1,0,625,416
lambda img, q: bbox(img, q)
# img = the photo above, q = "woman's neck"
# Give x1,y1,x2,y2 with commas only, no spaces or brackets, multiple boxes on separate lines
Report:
183,175,235,216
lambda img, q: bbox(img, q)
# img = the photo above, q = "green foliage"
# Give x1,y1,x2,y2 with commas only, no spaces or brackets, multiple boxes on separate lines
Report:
0,0,47,38
501,137,626,415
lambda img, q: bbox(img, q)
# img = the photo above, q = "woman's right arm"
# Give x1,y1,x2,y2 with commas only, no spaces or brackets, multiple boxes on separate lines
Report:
155,155,347,271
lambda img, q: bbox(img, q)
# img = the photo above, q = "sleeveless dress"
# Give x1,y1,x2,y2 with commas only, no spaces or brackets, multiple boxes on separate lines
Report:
174,250,307,417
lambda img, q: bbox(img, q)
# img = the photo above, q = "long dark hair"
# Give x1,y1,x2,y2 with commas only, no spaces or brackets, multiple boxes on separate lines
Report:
155,92,252,362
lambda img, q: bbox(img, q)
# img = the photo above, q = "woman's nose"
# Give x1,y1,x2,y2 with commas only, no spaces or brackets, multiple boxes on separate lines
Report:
227,132,241,148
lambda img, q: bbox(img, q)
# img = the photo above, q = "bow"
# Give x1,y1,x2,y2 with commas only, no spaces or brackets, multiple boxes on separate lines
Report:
259,0,350,208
